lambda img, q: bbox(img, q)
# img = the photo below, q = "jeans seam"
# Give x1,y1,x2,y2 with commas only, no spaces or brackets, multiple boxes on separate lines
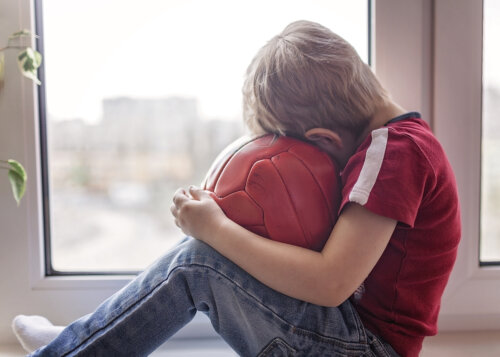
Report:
348,301,367,344
62,258,369,356
183,262,370,351
257,337,297,356
60,262,195,356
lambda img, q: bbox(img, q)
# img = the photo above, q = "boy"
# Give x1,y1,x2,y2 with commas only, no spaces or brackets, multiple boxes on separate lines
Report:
14,20,460,356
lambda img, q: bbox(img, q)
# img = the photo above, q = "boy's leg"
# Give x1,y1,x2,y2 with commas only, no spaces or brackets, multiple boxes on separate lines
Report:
29,237,396,357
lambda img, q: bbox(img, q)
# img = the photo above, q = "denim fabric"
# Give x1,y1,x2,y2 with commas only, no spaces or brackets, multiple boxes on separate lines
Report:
31,237,398,357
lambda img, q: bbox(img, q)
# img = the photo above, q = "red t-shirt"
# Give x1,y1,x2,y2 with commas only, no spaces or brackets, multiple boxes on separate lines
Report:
340,113,461,356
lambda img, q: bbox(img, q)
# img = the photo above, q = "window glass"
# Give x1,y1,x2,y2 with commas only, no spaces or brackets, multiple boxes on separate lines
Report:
42,0,369,272
481,0,500,263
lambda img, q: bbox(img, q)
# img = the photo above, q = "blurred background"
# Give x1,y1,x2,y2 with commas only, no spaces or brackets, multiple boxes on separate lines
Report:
42,0,369,271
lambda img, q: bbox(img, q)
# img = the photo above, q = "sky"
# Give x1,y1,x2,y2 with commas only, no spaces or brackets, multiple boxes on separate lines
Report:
484,0,500,90
41,0,368,123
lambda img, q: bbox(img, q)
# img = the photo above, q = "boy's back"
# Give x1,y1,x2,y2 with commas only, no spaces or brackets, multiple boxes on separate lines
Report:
340,112,461,355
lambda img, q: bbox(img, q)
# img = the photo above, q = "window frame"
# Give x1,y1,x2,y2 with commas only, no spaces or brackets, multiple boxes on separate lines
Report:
0,0,498,345
376,0,500,331
479,0,500,268
36,0,372,277
431,0,500,330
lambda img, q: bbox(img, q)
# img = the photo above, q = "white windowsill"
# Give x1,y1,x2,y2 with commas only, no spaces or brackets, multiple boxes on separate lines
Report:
2,330,500,357
0,337,237,357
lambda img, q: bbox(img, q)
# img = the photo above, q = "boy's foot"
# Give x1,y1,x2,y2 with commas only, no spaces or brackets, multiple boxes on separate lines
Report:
12,315,64,353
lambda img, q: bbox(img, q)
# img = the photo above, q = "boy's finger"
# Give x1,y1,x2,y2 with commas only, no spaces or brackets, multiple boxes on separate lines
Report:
172,188,189,206
170,203,177,218
189,186,211,200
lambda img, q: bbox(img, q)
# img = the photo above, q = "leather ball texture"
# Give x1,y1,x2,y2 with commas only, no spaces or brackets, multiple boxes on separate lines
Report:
202,134,341,251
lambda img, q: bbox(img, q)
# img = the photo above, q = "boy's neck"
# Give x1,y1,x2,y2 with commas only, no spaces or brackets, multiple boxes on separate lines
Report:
370,100,407,131
356,100,407,146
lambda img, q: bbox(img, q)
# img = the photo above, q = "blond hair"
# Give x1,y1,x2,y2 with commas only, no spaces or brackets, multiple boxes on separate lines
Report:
243,20,388,139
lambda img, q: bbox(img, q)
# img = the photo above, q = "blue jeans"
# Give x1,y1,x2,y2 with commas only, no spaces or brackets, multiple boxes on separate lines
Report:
31,237,398,356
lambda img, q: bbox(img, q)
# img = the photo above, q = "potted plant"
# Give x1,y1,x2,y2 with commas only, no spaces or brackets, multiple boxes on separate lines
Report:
0,29,41,205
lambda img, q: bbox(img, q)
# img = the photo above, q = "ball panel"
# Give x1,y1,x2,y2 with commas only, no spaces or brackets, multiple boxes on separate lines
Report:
203,136,254,192
246,159,308,248
288,145,341,220
214,135,296,197
214,190,264,227
214,156,252,197
271,151,333,251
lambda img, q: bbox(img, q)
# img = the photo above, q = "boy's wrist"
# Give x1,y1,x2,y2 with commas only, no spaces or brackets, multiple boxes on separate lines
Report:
210,215,231,244
206,214,244,251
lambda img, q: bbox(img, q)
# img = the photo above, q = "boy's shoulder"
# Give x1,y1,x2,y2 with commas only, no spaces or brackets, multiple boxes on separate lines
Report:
384,115,450,174
350,113,436,167
340,112,458,226
357,113,446,173
373,113,435,150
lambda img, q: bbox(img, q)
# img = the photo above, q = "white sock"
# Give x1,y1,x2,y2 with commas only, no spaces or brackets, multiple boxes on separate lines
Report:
12,315,65,353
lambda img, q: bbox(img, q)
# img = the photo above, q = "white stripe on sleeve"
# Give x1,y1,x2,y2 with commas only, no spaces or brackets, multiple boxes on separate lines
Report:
348,127,389,205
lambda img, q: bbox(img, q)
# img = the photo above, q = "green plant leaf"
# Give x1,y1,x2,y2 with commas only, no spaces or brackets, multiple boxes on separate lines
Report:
7,160,27,205
17,47,42,85
8,160,26,179
9,29,33,40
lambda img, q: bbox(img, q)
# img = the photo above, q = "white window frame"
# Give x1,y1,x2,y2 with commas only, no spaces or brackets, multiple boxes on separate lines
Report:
431,0,500,330
0,0,497,345
376,0,500,331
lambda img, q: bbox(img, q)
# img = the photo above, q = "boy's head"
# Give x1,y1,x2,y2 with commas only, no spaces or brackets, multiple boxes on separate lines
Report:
243,20,388,145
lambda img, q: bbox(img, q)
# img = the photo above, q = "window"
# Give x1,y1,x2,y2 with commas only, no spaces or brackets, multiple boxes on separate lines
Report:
39,0,370,273
481,0,500,264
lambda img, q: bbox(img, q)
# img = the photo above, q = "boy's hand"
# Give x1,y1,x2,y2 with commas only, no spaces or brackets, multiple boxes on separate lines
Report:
170,186,227,242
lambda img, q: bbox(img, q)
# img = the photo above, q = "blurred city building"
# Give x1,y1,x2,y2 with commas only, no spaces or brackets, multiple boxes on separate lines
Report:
48,96,244,271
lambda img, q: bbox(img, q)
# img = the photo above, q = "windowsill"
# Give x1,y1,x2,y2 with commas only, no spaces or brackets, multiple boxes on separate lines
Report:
154,338,237,356
2,331,500,357
421,330,500,357
0,337,237,357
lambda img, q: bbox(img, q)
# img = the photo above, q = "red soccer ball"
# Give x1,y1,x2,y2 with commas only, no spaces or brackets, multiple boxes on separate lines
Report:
202,134,341,251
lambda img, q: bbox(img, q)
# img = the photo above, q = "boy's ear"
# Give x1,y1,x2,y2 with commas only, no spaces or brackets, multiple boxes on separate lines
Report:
304,128,343,149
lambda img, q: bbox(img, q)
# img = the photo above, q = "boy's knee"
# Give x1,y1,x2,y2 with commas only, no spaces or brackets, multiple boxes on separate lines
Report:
172,236,225,267
180,236,213,255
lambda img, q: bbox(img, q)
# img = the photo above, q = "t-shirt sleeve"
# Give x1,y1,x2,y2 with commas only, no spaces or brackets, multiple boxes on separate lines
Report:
339,127,434,227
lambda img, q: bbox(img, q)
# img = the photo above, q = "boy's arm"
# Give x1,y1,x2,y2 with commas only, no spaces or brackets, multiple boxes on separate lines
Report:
171,186,396,307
